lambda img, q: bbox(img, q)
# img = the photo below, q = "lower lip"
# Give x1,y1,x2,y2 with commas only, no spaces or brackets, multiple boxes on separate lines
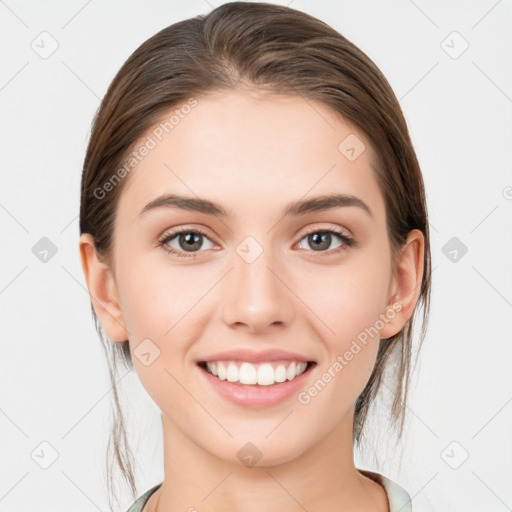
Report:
197,362,316,408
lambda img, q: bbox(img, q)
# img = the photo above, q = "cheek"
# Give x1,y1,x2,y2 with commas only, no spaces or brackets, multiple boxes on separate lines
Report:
301,262,390,342
116,258,198,336
296,256,390,391
119,270,193,411
117,264,207,382
296,281,385,410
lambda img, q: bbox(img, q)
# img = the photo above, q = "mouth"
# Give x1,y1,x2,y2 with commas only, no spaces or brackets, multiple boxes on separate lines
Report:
197,360,317,387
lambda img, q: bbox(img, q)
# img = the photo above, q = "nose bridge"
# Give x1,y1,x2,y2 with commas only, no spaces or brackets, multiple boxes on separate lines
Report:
221,233,294,330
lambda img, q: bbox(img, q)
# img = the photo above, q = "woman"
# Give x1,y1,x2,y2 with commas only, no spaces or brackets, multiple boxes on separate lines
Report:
79,2,431,511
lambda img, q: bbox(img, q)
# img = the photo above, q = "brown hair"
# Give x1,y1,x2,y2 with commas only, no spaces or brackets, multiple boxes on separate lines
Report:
79,2,431,508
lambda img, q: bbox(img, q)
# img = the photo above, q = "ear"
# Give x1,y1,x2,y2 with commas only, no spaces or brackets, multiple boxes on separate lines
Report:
79,233,129,342
379,229,425,339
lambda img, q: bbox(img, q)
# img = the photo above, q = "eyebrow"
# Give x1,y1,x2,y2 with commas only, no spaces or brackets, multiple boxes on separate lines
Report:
139,193,373,219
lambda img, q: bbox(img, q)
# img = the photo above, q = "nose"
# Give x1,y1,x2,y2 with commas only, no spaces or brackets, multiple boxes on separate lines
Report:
221,240,295,333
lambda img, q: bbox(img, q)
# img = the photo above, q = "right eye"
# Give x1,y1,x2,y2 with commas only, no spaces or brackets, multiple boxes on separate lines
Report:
158,227,215,258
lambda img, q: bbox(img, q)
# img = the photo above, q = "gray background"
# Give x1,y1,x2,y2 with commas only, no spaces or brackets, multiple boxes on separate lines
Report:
0,1,511,511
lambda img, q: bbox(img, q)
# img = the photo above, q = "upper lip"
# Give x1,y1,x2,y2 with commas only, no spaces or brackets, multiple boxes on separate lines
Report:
198,349,315,364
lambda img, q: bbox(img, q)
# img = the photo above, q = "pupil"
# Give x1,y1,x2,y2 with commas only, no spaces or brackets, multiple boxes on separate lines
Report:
310,232,330,250
182,233,201,251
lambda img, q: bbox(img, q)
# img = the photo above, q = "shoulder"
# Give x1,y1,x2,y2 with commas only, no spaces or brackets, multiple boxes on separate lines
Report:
124,482,163,512
358,469,413,512
123,474,412,512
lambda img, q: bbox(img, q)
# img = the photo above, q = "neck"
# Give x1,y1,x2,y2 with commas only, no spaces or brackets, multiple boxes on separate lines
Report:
146,410,389,512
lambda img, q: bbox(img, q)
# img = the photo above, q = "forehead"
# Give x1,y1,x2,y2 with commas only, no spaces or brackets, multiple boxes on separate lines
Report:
116,88,384,224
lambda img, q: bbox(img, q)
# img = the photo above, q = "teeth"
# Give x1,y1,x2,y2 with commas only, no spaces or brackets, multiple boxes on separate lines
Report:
240,362,257,384
205,360,308,385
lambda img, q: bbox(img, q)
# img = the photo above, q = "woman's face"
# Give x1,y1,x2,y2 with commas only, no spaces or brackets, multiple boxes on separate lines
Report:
89,88,409,465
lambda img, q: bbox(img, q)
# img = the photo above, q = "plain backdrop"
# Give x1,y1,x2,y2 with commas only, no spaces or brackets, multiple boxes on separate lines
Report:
0,1,511,511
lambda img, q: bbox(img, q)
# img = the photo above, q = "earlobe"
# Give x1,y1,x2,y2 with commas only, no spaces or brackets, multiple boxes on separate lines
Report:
79,233,129,342
379,229,425,339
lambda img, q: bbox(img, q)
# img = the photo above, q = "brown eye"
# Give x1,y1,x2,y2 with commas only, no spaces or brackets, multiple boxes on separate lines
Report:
176,232,203,252
297,228,355,255
159,228,214,257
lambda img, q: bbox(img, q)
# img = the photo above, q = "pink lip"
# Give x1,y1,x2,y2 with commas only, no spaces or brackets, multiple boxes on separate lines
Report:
197,348,315,364
197,362,316,408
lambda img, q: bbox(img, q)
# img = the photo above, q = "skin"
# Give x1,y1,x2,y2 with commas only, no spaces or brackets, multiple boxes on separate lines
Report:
80,87,424,512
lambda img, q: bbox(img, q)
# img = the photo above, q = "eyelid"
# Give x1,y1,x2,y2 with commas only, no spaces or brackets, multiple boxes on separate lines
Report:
158,223,214,240
299,222,353,238
158,223,352,243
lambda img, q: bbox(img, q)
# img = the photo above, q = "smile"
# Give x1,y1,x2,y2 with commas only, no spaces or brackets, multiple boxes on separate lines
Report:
197,359,317,408
198,360,313,386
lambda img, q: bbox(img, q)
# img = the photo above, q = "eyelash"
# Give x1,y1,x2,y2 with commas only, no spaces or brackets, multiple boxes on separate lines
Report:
157,225,356,259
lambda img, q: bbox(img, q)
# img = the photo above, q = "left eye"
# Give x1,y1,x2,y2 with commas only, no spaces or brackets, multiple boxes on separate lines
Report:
297,230,353,253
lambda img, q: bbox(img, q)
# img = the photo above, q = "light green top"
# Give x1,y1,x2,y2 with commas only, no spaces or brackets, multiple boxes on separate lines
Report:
125,469,412,512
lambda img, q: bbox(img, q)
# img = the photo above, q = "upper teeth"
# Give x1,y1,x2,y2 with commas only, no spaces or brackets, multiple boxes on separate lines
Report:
205,361,308,386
